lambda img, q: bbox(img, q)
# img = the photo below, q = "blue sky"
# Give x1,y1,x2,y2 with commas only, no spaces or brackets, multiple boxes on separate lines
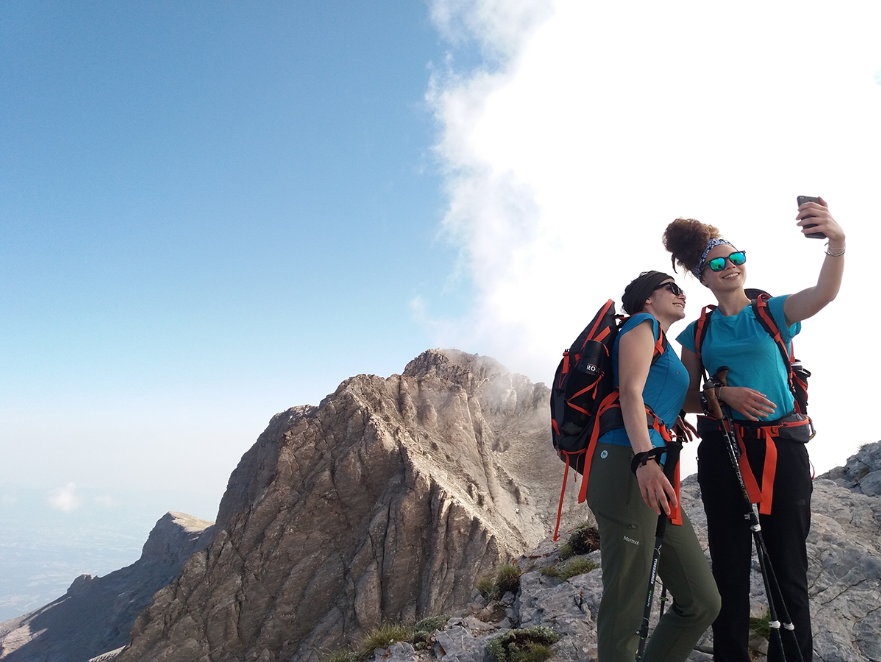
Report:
2,0,880,620
2,2,472,503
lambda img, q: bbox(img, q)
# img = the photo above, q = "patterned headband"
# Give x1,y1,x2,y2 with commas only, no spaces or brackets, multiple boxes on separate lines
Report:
692,238,734,278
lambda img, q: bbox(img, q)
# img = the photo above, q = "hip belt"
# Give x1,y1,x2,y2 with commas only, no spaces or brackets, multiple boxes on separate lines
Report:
697,412,812,516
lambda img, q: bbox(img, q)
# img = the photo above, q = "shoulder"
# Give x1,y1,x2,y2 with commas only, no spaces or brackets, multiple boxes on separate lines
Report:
621,313,660,340
675,319,698,352
764,295,802,340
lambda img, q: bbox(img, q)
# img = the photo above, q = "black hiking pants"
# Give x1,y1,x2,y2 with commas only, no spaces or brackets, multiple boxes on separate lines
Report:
697,428,812,662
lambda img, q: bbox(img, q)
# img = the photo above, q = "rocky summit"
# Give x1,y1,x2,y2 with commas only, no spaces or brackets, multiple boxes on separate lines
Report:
117,349,583,662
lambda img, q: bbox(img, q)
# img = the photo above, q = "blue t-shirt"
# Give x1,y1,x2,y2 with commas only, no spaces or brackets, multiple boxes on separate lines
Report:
598,313,690,449
676,295,800,421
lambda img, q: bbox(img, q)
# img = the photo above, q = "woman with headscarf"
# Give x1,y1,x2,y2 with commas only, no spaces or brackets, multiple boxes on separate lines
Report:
663,198,845,662
587,270,720,662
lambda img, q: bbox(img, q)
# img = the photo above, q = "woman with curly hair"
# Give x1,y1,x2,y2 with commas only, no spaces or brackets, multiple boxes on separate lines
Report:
662,198,845,662
586,270,720,662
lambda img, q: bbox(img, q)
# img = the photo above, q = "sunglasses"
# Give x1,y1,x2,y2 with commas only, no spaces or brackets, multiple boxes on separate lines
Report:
653,282,685,297
704,250,747,273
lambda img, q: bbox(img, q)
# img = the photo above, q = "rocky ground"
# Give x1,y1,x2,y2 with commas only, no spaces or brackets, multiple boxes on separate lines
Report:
355,446,881,662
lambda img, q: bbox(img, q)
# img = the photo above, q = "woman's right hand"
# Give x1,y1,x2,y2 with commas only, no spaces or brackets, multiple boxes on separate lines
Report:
719,385,776,421
636,461,677,516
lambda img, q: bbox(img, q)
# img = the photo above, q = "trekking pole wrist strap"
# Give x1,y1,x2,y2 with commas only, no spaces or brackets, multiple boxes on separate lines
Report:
631,447,665,475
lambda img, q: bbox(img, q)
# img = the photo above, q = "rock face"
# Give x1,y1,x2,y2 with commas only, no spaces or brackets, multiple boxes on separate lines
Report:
118,349,582,662
820,440,881,497
0,512,213,662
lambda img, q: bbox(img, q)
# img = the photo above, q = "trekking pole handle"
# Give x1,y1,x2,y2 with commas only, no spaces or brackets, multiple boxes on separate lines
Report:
702,367,729,421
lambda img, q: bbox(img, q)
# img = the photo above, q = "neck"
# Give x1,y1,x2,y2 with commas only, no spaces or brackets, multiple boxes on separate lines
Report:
645,310,676,334
714,288,751,316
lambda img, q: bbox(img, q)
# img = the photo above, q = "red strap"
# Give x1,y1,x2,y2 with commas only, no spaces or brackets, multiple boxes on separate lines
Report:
553,452,574,541
576,391,621,504
734,425,763,505
758,428,778,515
730,416,811,515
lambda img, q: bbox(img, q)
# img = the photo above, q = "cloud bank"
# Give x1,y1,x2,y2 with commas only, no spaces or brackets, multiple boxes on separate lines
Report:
48,482,83,513
425,0,881,474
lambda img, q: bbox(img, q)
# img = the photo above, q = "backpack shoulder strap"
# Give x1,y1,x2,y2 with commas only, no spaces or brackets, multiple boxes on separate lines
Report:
693,305,716,366
751,294,802,413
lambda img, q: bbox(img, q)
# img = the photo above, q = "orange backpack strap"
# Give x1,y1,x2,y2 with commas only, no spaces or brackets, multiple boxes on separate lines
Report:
752,294,803,414
693,305,716,366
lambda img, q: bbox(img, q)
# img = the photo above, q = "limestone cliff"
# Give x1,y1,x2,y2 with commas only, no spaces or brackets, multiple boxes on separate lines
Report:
118,349,580,662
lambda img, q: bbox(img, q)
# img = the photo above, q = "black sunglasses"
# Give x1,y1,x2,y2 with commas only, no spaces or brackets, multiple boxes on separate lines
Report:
703,250,747,273
653,282,685,297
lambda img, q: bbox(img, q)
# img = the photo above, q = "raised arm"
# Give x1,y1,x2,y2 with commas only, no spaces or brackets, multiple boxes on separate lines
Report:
617,320,677,515
784,197,845,326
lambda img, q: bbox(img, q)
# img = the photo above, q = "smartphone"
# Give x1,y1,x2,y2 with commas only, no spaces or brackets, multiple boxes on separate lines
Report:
796,195,825,239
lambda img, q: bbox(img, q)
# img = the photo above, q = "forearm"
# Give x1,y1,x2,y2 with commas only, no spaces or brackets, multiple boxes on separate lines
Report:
619,388,654,454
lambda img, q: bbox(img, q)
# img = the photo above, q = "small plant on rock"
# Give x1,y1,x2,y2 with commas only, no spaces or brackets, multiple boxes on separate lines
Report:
359,623,414,657
412,614,450,649
557,543,574,559
477,575,496,599
749,610,771,640
487,626,560,662
567,523,600,555
495,563,522,596
319,651,357,662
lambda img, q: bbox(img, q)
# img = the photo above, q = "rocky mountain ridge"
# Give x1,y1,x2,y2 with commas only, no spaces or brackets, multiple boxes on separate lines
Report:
117,349,583,662
2,350,879,662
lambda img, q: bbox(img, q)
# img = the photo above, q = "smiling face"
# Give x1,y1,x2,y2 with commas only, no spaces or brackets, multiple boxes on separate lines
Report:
645,278,687,322
700,244,747,293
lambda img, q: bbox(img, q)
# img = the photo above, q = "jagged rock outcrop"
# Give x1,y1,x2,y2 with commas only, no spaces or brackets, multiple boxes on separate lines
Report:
0,512,213,662
118,349,582,662
820,440,881,497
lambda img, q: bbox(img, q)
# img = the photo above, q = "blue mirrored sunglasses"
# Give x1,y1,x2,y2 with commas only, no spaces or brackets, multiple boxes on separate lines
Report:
704,251,746,272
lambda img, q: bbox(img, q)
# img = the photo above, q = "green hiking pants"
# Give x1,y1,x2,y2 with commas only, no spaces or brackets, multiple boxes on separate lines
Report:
587,443,720,662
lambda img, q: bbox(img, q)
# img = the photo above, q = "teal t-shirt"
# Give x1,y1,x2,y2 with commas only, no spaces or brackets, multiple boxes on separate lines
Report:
598,313,690,449
676,295,800,421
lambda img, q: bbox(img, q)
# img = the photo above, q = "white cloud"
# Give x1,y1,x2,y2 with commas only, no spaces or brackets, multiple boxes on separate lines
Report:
425,0,881,475
48,482,83,513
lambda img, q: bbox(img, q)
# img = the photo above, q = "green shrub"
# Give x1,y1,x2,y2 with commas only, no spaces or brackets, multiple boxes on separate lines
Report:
319,651,357,662
567,523,600,555
487,626,560,662
477,575,496,599
496,563,522,596
414,614,450,634
540,565,561,578
557,543,574,559
541,557,599,581
749,610,771,640
359,624,414,656
560,557,599,578
412,614,450,648
856,465,871,481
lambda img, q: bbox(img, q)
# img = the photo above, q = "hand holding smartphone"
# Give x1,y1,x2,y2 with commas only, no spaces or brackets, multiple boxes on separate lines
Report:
797,195,826,239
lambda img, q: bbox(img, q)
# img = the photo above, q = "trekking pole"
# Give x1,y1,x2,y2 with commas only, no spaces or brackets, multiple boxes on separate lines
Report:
635,440,682,661
703,369,804,662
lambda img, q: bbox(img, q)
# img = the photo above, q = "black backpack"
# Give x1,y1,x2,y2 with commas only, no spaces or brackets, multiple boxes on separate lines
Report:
550,300,667,474
549,300,668,540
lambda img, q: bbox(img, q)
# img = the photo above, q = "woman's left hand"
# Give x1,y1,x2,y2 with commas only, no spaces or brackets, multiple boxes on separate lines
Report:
636,461,677,516
797,196,845,245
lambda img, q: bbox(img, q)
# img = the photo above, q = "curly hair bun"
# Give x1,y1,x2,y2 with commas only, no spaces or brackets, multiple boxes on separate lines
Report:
663,218,722,275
